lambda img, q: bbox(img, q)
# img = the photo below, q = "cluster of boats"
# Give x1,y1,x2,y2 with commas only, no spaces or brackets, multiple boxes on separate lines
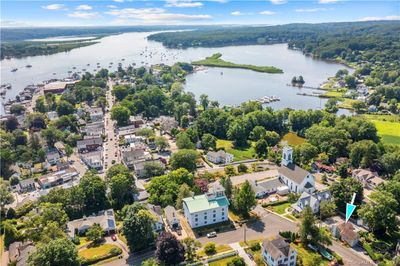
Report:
10,65,32,72
257,95,281,104
0,84,12,97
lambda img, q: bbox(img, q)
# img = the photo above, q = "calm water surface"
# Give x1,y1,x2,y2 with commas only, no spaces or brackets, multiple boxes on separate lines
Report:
1,32,352,114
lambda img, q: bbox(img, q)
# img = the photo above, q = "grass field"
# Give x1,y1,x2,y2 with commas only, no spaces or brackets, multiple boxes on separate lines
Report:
271,202,291,215
79,244,119,260
208,255,240,266
281,132,305,146
192,53,283,74
197,244,233,257
216,139,255,161
363,115,400,145
338,98,357,109
292,243,330,266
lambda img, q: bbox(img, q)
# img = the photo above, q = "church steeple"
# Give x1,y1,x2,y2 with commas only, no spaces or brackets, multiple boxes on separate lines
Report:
282,145,293,166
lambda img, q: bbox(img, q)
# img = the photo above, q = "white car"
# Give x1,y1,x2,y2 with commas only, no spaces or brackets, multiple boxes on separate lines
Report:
207,232,217,238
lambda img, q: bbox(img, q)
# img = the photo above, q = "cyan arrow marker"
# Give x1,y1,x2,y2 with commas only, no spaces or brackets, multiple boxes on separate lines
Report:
345,193,357,222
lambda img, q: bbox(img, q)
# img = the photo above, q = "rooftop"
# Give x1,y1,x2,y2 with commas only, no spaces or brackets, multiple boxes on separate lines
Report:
183,194,229,213
262,236,293,260
279,163,310,185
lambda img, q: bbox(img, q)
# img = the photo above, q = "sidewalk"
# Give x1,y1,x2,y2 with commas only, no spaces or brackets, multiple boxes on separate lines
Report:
229,242,255,266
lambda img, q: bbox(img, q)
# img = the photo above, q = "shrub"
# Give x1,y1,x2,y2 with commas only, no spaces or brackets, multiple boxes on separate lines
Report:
204,242,216,255
250,242,261,251
109,247,122,256
228,257,245,266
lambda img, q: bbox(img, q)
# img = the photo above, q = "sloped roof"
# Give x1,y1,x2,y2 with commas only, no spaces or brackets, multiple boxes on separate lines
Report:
262,236,293,260
278,163,310,184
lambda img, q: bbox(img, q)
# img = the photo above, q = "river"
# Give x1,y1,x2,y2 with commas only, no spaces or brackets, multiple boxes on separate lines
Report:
0,31,352,114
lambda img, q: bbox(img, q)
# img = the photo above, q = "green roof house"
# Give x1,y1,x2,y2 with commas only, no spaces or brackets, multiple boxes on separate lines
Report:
183,183,229,228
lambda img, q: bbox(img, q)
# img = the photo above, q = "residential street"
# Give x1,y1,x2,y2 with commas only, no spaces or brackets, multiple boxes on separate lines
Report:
103,80,120,172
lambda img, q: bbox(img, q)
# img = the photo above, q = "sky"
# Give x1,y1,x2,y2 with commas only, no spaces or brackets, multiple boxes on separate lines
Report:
1,0,399,27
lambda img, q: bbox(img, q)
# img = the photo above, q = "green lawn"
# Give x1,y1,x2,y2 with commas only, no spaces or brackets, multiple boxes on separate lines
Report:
79,244,119,260
197,244,233,257
338,98,357,109
292,243,330,266
192,53,283,74
270,202,291,215
208,255,241,266
363,115,400,145
281,132,305,146
216,139,255,161
283,213,297,221
76,236,92,248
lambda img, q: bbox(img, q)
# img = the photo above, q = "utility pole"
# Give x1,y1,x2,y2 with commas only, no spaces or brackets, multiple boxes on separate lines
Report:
243,223,247,244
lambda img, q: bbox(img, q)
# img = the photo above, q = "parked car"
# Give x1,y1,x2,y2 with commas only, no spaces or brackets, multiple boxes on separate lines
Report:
111,234,117,241
207,232,217,238
247,253,254,260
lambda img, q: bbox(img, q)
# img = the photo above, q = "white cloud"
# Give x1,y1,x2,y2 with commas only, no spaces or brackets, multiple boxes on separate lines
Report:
107,5,117,9
41,4,67,10
359,15,400,21
68,11,100,19
231,11,243,16
295,8,331,12
270,0,287,5
106,7,211,24
1,19,31,27
113,0,124,3
259,10,275,15
319,0,339,3
76,5,92,10
165,0,203,8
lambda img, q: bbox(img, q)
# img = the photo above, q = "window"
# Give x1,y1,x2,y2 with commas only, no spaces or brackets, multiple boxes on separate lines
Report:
204,221,207,224
204,216,207,220
195,218,198,222
213,219,216,222
195,223,198,227
290,255,295,260
195,214,198,217
222,212,225,216
213,209,216,212
213,214,216,218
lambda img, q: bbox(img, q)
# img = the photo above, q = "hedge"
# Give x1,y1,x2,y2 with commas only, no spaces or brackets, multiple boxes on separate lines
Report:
261,199,289,208
81,247,122,265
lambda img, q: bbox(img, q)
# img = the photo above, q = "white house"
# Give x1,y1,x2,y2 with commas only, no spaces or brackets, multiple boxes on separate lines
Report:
80,150,103,170
183,183,229,228
164,205,180,230
250,178,289,198
89,107,104,122
291,190,331,214
207,150,234,164
147,204,164,233
45,149,60,165
66,209,116,237
278,146,315,194
262,235,297,266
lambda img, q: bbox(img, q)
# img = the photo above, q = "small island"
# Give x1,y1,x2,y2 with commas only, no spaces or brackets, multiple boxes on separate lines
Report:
191,53,283,74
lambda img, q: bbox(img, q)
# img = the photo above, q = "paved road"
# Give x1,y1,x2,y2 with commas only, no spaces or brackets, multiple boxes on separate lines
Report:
197,209,374,266
103,80,121,172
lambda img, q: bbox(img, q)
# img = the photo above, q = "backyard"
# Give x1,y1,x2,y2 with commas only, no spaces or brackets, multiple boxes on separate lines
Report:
216,139,256,161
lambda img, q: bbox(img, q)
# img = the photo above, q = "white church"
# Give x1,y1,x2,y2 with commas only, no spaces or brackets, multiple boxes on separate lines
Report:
278,146,315,194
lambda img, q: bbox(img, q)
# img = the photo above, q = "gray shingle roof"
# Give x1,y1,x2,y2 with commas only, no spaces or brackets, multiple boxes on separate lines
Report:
278,163,310,184
262,236,293,260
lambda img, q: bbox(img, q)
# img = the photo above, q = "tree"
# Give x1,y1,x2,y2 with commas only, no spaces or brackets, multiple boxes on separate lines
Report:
123,209,156,252
359,191,398,234
170,149,199,172
28,238,80,266
143,161,165,178
331,178,363,212
299,206,320,245
65,144,73,160
112,85,129,101
234,180,256,218
56,100,75,116
380,150,400,176
224,165,236,177
352,100,367,113
227,119,248,147
319,201,336,219
176,132,195,149
0,179,14,211
228,257,246,266
106,164,133,180
349,140,379,168
201,133,217,151
86,224,103,243
237,163,248,174
255,139,268,158
337,164,348,178
344,75,356,89
155,136,169,152
176,184,192,209
79,171,108,212
220,176,233,199
297,142,318,165
10,104,25,115
155,232,185,265
200,94,209,110
142,258,159,266
264,131,280,146
203,242,216,255
41,126,62,147
4,116,19,131
249,126,266,141
111,105,130,126
109,173,135,209
325,98,338,113
182,237,201,262
3,221,20,247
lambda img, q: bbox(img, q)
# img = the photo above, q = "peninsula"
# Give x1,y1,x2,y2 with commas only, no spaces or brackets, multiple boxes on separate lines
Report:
191,53,283,74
